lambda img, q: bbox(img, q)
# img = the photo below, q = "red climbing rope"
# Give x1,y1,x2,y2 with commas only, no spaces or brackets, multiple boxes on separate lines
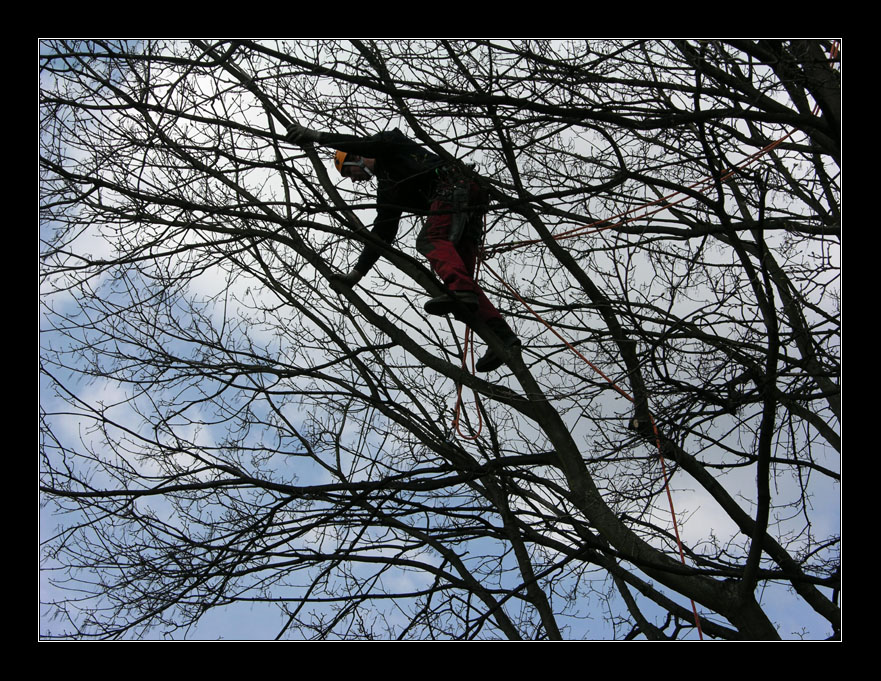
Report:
452,214,487,440
452,325,483,440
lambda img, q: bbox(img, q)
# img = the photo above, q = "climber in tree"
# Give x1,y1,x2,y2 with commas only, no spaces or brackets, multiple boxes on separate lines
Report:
286,123,521,373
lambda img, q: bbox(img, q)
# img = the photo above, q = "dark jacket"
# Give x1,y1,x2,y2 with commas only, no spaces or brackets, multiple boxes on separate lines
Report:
321,129,446,274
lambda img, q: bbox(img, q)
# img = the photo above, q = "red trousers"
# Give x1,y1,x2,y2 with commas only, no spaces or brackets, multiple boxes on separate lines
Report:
416,181,502,324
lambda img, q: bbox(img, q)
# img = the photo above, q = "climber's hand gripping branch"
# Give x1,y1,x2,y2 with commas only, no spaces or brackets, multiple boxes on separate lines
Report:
285,122,323,146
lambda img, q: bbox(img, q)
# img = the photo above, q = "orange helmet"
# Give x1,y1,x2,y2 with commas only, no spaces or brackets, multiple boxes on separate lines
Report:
334,150,348,174
333,150,374,179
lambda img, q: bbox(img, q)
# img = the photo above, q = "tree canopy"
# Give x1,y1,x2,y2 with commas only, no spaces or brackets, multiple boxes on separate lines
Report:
40,39,840,640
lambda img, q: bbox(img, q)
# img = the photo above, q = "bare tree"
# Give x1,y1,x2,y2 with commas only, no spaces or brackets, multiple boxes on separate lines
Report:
40,39,840,640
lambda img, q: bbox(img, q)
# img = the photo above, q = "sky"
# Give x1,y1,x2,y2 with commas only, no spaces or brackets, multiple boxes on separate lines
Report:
39,40,840,641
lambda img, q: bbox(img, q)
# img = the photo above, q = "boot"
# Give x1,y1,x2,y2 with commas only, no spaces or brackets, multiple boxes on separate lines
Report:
424,290,479,317
476,318,521,373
